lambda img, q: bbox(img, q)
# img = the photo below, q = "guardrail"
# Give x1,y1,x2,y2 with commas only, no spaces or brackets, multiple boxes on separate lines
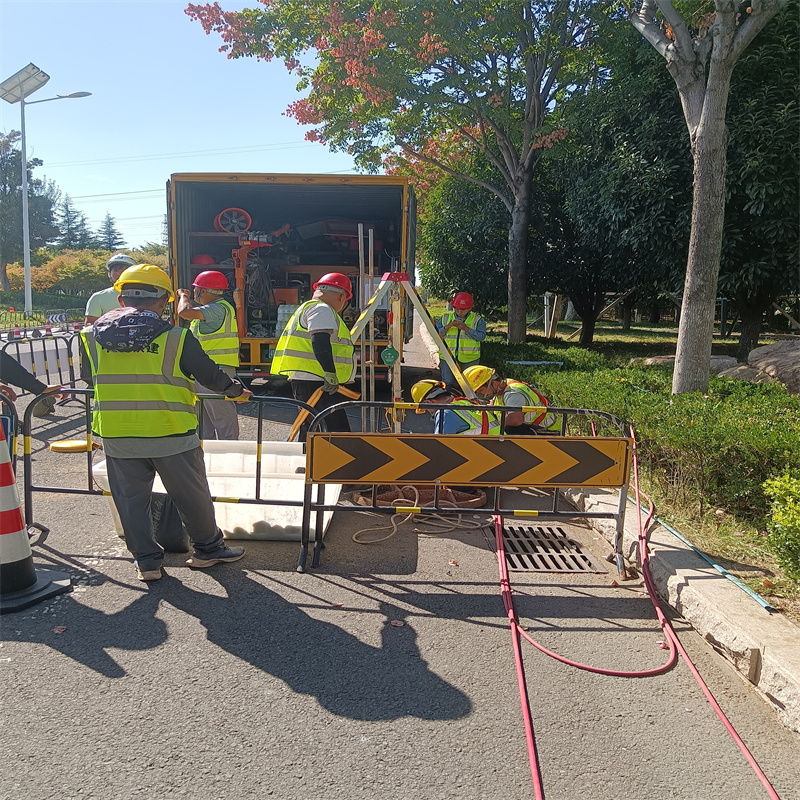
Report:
2,334,82,398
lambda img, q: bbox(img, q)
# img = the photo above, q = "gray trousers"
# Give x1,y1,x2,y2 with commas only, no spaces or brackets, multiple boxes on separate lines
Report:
106,447,223,571
196,365,240,440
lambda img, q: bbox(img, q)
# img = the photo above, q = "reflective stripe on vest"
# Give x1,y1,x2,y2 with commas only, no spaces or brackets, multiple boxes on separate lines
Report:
439,311,481,362
190,298,239,367
270,300,355,383
494,379,559,429
82,327,198,438
451,398,502,435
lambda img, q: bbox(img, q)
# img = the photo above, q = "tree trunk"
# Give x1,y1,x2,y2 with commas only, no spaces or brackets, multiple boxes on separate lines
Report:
621,295,634,331
649,299,660,324
672,71,733,395
0,261,9,292
507,173,533,344
735,291,774,361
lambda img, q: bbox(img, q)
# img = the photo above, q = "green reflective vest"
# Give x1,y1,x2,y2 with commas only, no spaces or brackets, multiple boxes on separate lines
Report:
190,298,239,367
82,327,198,438
494,379,559,430
271,300,355,383
439,311,481,363
450,398,502,435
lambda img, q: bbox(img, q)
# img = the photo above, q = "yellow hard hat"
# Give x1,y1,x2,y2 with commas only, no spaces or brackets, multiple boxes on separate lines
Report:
463,365,496,391
410,379,448,404
114,264,174,301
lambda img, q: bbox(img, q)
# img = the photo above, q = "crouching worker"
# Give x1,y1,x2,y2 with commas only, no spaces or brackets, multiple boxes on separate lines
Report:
463,366,560,435
81,264,253,582
410,379,501,435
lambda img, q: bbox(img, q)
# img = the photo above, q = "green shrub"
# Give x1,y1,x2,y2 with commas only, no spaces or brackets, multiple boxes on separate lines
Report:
763,474,800,581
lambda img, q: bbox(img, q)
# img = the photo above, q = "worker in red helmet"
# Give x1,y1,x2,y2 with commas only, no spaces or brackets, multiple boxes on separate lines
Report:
271,272,356,441
435,291,486,391
176,270,242,440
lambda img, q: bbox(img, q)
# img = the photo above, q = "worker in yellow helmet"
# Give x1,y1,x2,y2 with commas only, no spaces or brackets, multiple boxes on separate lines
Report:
410,379,500,435
463,365,559,435
80,264,252,582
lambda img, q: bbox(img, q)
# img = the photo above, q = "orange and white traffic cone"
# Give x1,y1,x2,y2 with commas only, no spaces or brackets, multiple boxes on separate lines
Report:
0,424,71,613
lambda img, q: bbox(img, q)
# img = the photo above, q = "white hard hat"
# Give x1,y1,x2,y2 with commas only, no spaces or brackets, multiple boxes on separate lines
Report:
106,253,136,271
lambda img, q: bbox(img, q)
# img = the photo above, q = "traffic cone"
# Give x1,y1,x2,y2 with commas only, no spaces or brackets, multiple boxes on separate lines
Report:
0,424,71,613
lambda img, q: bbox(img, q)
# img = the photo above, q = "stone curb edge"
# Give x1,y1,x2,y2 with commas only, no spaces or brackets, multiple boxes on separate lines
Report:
564,487,800,734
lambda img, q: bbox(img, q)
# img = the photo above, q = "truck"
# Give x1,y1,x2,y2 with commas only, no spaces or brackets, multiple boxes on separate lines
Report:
167,173,417,382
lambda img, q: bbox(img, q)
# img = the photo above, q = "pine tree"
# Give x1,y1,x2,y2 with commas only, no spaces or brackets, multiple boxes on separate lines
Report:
96,212,125,250
57,195,96,250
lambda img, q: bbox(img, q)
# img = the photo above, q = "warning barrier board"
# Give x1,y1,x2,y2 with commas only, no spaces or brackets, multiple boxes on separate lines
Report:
307,434,631,488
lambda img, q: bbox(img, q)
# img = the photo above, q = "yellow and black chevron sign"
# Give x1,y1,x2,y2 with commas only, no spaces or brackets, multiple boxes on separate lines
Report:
307,434,631,487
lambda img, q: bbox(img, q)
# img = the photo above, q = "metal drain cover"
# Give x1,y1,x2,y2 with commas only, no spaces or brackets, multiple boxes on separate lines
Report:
500,525,607,573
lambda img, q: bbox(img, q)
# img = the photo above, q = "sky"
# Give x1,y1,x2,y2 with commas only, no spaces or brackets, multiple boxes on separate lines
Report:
0,0,358,249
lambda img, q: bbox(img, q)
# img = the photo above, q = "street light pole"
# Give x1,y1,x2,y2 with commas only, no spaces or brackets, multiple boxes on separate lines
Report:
0,64,90,315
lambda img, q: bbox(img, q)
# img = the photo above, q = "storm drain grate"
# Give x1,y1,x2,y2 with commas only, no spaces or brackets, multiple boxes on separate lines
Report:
500,525,607,573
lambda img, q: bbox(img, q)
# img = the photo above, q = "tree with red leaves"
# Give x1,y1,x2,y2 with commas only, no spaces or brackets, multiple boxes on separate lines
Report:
186,0,592,344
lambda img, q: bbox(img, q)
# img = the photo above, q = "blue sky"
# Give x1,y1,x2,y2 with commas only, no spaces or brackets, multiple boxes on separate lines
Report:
0,0,357,248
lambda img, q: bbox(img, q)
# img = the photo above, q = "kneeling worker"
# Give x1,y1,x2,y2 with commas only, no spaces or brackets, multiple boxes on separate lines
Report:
410,379,500,435
271,272,356,442
81,265,252,582
176,270,241,440
463,366,560,435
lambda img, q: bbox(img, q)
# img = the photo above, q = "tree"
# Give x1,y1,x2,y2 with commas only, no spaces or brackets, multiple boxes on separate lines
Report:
627,0,790,393
0,131,61,291
57,195,96,250
96,212,125,250
48,250,110,295
187,0,592,343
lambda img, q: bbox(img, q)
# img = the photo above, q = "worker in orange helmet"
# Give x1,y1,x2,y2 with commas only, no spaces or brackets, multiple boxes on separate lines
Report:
435,291,486,391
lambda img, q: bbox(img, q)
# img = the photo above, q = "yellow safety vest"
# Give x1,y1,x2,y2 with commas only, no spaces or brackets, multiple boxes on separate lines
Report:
450,398,502,435
82,327,198,438
494,379,559,430
190,298,240,367
439,311,481,363
271,300,355,383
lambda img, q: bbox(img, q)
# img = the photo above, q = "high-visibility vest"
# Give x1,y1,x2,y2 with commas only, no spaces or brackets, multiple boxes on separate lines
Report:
447,398,502,435
439,311,481,363
82,327,198,438
271,300,355,383
190,298,239,367
494,379,559,430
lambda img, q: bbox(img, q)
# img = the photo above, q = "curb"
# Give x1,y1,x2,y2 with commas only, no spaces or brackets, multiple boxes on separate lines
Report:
565,487,800,734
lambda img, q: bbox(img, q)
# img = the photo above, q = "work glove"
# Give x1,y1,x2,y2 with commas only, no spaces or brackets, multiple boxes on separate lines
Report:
321,372,340,395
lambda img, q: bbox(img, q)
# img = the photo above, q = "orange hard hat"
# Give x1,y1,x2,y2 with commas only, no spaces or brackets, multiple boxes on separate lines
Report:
452,292,474,309
313,272,353,301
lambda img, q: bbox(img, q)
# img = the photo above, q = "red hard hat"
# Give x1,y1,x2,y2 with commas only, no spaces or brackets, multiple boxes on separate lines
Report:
452,292,474,309
191,254,216,265
192,270,229,291
313,272,353,301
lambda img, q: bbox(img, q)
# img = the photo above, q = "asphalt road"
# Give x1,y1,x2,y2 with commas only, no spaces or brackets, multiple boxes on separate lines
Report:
1,332,798,800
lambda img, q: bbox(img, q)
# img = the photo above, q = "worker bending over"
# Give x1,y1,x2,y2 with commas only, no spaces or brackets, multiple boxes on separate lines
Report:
463,366,560,435
410,379,500,435
176,270,241,440
271,272,356,442
85,253,136,324
81,265,252,582
435,292,486,390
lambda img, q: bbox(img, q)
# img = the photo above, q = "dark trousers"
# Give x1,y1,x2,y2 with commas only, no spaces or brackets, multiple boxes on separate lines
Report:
290,379,351,442
106,447,223,571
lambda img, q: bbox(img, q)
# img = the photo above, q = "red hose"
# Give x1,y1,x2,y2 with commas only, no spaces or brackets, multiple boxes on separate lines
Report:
495,426,781,800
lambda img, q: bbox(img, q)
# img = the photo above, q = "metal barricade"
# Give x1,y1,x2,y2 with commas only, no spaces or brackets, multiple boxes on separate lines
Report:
0,397,19,474
21,391,323,541
2,333,81,396
299,401,633,573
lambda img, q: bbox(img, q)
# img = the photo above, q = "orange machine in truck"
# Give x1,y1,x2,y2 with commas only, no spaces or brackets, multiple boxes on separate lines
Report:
167,173,416,381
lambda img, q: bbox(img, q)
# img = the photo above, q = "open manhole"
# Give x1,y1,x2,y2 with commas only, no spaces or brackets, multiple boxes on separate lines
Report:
498,525,607,573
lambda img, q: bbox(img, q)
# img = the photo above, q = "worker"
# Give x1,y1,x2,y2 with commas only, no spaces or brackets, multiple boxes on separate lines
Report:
80,264,252,582
435,292,486,391
463,365,560,435
271,272,356,442
410,379,500,435
0,351,63,417
85,253,136,324
176,270,241,440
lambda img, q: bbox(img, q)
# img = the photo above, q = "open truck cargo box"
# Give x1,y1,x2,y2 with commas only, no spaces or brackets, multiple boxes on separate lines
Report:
167,173,416,375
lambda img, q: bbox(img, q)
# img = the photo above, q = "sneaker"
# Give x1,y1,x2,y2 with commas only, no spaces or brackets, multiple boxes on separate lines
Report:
136,566,163,581
186,545,245,568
